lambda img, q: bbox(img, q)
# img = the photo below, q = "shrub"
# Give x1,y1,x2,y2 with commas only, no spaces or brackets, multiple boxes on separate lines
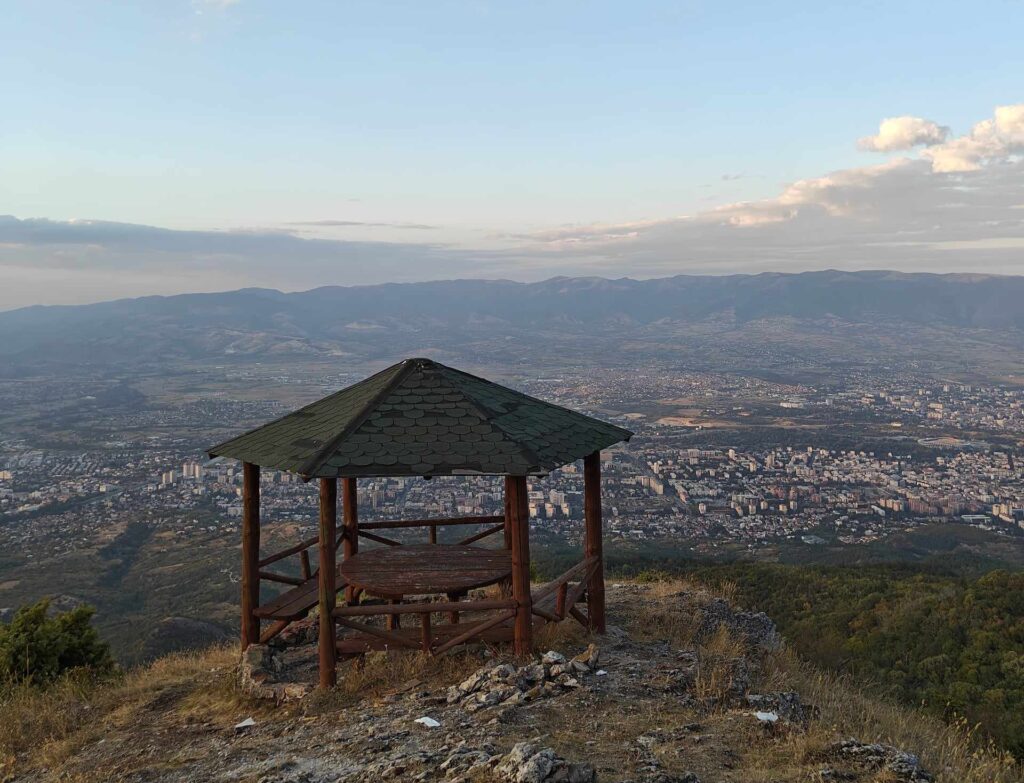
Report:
0,600,114,685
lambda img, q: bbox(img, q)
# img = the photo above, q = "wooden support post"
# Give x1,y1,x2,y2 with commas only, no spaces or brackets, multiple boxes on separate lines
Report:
342,478,358,602
583,451,606,633
387,598,402,630
299,550,311,581
447,591,464,624
555,582,568,620
421,611,432,652
240,462,260,650
506,475,533,656
429,524,437,544
318,477,338,689
502,485,513,549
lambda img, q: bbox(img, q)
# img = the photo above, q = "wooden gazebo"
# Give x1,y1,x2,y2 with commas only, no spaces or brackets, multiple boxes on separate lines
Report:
208,357,632,688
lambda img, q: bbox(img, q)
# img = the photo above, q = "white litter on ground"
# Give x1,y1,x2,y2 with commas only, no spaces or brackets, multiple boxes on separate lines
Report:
234,717,256,730
414,716,441,728
754,711,779,723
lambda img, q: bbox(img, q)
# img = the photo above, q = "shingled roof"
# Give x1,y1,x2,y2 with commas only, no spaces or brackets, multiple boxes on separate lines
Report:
208,358,632,478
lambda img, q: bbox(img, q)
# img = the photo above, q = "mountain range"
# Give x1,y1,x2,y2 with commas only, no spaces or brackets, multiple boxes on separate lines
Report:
2,270,1023,373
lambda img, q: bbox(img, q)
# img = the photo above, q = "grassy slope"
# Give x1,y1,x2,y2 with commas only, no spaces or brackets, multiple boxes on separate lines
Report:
1,579,1020,783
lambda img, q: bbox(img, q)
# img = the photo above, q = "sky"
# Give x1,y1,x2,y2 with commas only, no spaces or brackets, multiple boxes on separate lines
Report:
1,0,1023,309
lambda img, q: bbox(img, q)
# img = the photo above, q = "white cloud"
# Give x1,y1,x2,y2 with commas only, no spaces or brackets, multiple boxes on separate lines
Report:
3,102,1024,307
922,103,1024,172
513,104,1024,277
193,0,240,9
858,116,949,152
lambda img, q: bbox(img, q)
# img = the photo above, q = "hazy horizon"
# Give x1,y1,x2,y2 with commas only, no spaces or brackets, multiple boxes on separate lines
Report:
4,266,1024,314
3,1,1023,309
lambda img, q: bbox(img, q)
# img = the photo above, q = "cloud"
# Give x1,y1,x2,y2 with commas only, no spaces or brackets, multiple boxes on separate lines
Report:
0,217,506,308
286,220,438,230
513,104,1024,276
3,102,1024,308
192,0,240,10
858,116,949,151
922,103,1024,172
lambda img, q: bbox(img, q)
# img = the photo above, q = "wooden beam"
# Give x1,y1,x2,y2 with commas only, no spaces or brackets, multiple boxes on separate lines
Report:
506,475,533,656
456,522,506,546
387,598,401,631
446,590,466,624
530,557,597,605
583,451,606,633
569,605,589,628
258,570,305,586
421,611,432,652
258,619,289,644
359,515,503,530
258,534,318,568
241,462,260,650
502,487,513,549
431,609,517,656
318,477,338,688
342,477,358,602
555,583,567,620
335,616,420,650
531,604,559,622
333,598,514,617
357,529,401,547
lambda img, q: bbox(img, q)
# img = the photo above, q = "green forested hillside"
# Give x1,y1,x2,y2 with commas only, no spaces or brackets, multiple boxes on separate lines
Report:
691,564,1024,757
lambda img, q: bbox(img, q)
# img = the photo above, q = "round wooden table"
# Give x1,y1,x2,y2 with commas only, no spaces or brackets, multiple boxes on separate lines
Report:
340,543,512,599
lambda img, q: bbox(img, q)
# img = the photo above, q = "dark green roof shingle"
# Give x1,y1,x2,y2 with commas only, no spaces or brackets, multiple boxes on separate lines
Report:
208,358,632,478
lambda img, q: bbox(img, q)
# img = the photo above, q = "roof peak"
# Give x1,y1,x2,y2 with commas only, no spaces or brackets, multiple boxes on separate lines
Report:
209,359,632,478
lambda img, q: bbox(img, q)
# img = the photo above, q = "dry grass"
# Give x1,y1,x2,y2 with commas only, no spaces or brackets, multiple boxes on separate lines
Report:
0,674,95,777
4,579,1022,783
760,650,1023,783
0,644,253,779
307,611,590,716
616,578,1023,783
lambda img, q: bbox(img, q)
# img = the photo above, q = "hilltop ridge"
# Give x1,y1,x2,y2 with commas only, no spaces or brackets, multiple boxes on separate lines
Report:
2,579,1019,782
3,270,1024,376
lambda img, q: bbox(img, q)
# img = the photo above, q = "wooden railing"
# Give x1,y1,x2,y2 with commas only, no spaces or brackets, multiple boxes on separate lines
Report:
530,556,598,624
256,527,348,583
333,598,516,654
257,535,319,585
357,515,506,547
255,513,516,653
255,515,508,587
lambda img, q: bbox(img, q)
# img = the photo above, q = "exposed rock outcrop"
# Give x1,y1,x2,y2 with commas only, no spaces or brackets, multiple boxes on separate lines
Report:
825,739,935,782
692,597,780,650
446,645,601,712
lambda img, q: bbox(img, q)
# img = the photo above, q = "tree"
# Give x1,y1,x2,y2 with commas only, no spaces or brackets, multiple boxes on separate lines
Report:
0,599,114,685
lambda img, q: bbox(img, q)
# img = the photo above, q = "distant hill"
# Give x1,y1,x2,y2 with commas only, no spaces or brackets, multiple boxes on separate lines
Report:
2,270,1023,372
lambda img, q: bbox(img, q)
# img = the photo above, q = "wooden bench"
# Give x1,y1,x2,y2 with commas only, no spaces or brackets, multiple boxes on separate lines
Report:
255,564,348,622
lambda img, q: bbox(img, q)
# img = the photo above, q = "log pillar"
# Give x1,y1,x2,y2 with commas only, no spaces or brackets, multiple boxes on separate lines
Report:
318,477,338,688
342,477,358,602
583,451,606,633
502,484,513,550
506,475,533,656
240,462,260,649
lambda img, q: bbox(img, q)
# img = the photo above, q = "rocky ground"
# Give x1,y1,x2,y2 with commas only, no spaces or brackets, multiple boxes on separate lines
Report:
7,582,974,783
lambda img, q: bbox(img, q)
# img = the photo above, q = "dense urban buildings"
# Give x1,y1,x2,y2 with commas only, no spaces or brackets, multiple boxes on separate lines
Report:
3,369,1022,563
